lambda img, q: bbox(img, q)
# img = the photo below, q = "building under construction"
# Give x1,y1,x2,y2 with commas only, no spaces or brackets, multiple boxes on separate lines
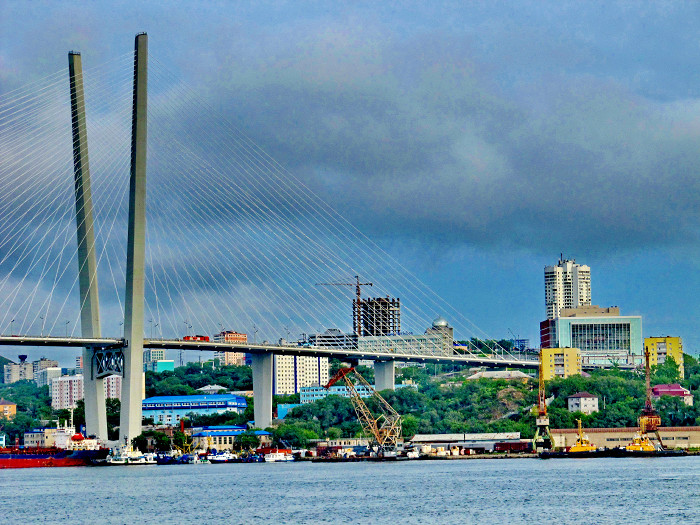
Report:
353,296,401,336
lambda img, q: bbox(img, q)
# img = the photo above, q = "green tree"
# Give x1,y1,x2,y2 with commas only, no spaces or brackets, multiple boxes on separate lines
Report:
132,430,171,452
237,430,261,451
273,422,319,448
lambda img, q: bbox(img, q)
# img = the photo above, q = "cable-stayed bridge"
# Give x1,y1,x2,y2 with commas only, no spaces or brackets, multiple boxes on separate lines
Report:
0,34,537,444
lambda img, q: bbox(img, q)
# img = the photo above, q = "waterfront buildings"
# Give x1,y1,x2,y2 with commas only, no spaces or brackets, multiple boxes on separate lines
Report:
409,432,525,453
544,257,591,320
540,305,642,366
3,356,33,383
540,347,581,380
50,374,121,409
273,355,329,395
141,394,247,426
652,384,693,406
567,392,599,414
0,399,17,419
213,330,248,366
645,336,684,378
191,427,270,450
552,426,700,450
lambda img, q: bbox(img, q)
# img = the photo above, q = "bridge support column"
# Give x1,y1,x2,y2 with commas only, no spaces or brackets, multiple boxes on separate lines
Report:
68,51,107,440
374,360,395,391
120,33,148,446
251,353,273,429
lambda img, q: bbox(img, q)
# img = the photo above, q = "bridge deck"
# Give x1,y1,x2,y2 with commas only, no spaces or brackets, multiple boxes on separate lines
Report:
0,336,538,368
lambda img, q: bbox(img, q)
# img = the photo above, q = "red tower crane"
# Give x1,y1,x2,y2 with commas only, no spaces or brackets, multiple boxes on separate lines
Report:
324,366,401,455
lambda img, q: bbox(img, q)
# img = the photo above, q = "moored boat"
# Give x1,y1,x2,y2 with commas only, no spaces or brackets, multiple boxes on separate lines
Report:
0,445,108,468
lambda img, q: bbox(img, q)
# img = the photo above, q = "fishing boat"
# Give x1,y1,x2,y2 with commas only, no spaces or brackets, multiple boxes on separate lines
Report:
264,451,294,462
209,451,238,463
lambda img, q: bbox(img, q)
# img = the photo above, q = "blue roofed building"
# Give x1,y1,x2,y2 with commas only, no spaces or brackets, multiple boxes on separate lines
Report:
142,395,247,426
191,427,271,450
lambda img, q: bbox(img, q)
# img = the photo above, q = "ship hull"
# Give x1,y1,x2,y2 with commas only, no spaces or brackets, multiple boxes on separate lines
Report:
540,448,687,459
0,447,109,468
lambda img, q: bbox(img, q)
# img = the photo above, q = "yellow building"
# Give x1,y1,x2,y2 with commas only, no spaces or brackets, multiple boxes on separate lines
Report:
541,347,581,380
0,399,17,419
645,336,684,378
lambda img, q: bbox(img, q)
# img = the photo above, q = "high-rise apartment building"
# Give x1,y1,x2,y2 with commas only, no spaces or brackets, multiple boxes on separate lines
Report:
33,357,59,376
213,330,248,366
273,355,329,395
50,374,122,409
3,356,33,384
544,257,591,320
645,336,684,378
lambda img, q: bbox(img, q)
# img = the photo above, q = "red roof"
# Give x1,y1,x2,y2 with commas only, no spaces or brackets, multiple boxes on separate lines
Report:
0,399,16,406
652,384,690,396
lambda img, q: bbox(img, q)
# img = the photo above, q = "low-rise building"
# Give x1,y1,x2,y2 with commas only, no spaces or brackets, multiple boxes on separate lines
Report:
541,347,581,380
466,370,531,381
567,392,599,414
552,426,700,449
0,399,17,419
191,427,270,450
645,336,684,378
300,384,373,404
410,432,524,453
652,384,693,406
197,384,228,395
144,360,175,373
277,403,303,419
142,394,247,426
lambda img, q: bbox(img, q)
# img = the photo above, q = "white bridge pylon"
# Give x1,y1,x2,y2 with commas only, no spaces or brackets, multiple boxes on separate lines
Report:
0,34,540,443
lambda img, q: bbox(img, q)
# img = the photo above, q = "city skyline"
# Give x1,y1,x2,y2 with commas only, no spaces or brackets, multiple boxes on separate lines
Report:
1,2,699,363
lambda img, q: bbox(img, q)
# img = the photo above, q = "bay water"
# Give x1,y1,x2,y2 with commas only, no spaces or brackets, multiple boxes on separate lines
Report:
2,457,699,524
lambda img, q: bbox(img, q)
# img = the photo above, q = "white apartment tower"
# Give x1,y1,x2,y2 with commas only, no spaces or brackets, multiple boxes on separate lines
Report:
544,256,591,319
273,355,330,395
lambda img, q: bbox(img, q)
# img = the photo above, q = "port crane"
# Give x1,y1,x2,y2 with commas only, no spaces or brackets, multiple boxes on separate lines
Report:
532,350,554,451
324,367,402,455
315,276,372,336
636,348,666,449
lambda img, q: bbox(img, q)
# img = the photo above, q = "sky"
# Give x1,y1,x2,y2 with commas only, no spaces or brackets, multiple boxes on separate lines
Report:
1,1,700,364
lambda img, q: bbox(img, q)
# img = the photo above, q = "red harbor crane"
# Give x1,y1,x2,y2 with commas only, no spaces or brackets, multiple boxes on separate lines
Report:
324,366,401,455
532,350,554,451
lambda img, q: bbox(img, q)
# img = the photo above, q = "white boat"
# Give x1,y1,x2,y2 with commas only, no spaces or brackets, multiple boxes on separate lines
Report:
209,451,238,463
264,452,294,462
